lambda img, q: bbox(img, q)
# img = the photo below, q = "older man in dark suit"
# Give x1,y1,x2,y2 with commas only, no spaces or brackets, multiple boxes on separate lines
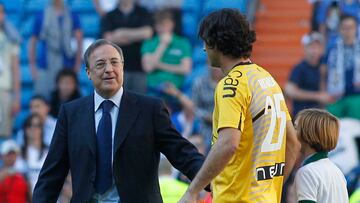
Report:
32,39,205,203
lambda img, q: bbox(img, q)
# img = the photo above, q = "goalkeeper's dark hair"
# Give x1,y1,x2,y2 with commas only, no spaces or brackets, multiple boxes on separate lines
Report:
198,8,256,59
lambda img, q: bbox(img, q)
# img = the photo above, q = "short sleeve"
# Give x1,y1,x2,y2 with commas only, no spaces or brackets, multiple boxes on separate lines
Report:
295,168,318,202
289,64,303,85
141,39,155,55
216,72,250,133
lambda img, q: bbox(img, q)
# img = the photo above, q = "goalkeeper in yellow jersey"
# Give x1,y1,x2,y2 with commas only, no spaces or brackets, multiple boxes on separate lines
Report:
179,8,300,203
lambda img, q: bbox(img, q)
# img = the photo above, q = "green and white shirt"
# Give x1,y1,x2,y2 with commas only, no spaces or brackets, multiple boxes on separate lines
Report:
295,152,349,203
141,34,191,89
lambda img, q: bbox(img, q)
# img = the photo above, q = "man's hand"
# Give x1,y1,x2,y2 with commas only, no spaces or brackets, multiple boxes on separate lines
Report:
163,82,180,97
0,168,11,182
160,33,172,45
317,91,336,104
105,29,131,46
178,190,198,203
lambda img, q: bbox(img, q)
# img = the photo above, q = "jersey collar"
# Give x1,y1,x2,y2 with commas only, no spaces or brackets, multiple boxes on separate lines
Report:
232,61,252,68
302,151,328,166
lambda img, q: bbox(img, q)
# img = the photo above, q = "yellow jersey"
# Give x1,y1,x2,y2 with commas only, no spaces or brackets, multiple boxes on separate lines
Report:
212,63,291,203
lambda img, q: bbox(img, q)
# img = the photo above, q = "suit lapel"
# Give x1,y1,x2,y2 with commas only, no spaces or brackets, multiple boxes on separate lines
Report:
83,94,97,156
114,91,140,153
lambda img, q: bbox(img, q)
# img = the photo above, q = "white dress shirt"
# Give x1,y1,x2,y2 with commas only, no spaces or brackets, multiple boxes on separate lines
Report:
93,87,123,203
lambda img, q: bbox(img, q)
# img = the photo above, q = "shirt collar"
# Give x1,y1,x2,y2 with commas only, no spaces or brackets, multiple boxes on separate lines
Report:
94,87,123,112
302,151,328,166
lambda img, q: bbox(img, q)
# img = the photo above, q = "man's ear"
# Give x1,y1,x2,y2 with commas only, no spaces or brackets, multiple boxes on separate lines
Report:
86,67,92,80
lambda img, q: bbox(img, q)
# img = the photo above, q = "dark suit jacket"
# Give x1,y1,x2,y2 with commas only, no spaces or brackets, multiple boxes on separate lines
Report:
33,90,205,203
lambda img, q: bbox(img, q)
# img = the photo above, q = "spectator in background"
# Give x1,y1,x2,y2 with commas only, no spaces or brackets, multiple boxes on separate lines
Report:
101,0,153,94
50,69,81,118
162,82,196,138
0,140,29,203
314,0,333,31
327,14,360,96
137,0,183,35
92,0,118,17
0,2,21,138
192,66,223,153
326,14,360,119
142,9,191,99
285,32,334,117
319,1,341,47
17,96,56,147
19,114,48,192
339,0,360,23
138,0,182,11
310,0,322,31
29,0,83,98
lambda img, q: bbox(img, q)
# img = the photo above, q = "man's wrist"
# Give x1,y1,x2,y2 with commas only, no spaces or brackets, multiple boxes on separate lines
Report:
187,184,198,195
175,92,182,99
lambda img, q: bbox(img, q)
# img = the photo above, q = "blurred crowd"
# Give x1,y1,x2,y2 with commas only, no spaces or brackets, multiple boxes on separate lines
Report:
284,0,360,202
1,0,360,202
0,0,235,202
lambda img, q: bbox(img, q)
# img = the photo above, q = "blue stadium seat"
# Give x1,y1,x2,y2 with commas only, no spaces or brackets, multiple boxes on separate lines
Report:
192,44,207,67
80,14,100,38
80,84,93,96
21,87,34,108
182,0,202,13
20,39,28,64
71,0,96,13
19,16,35,38
26,0,50,13
78,65,93,95
182,13,198,42
20,65,33,87
2,0,24,12
13,110,30,131
6,13,21,26
203,0,248,15
78,65,89,84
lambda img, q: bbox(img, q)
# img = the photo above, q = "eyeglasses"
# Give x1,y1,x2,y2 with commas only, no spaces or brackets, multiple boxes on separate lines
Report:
93,59,124,71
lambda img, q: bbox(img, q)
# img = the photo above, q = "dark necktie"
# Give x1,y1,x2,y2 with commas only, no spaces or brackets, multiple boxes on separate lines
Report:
95,100,114,194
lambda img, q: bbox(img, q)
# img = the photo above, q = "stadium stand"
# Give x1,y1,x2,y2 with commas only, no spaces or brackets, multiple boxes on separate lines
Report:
203,0,247,15
252,0,311,87
2,0,98,133
5,0,252,133
5,0,360,202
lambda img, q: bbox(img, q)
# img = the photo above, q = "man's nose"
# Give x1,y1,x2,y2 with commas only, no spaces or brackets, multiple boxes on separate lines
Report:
103,62,115,72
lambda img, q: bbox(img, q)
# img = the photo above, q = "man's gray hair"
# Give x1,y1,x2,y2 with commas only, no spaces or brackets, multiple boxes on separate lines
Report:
83,39,124,69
